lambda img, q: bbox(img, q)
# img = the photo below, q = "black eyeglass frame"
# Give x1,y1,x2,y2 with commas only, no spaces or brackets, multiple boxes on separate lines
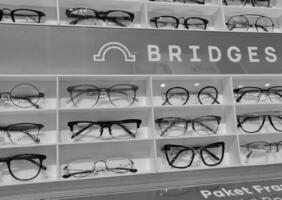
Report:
68,119,142,139
161,86,219,106
0,153,47,181
162,142,225,168
65,8,135,26
237,111,282,133
150,16,209,30
0,8,45,23
233,86,282,103
149,0,205,4
223,0,270,7
155,115,222,136
226,14,274,32
0,123,44,144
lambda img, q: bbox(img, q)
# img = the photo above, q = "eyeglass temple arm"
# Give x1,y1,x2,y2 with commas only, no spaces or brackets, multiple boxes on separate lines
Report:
70,123,96,139
159,121,179,136
19,130,40,143
170,149,189,165
62,168,94,179
27,158,47,170
195,121,218,134
11,96,41,109
116,123,136,138
200,92,219,104
162,93,187,106
203,149,221,161
66,90,86,104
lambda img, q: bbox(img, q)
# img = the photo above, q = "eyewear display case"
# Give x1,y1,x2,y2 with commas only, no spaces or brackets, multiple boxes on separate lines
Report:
1,0,282,200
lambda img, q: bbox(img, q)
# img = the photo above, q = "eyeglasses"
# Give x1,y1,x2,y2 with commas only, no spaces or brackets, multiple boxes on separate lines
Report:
241,141,282,159
62,157,137,178
162,142,225,168
149,0,205,4
66,84,139,107
68,119,142,141
65,8,134,27
0,123,43,145
161,86,219,106
237,111,282,133
234,86,282,103
0,154,47,181
0,83,44,109
226,14,274,32
223,0,270,7
0,8,45,23
156,116,221,137
150,16,208,30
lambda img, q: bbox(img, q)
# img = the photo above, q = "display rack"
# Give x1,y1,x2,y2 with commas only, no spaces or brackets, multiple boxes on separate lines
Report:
1,0,282,199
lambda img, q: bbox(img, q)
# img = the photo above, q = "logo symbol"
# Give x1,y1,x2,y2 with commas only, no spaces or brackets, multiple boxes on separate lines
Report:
93,42,136,62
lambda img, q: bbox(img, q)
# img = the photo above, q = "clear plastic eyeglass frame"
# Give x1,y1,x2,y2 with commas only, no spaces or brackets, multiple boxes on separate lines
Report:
0,83,45,109
0,123,43,144
62,157,138,178
241,141,282,159
66,84,139,107
155,116,221,137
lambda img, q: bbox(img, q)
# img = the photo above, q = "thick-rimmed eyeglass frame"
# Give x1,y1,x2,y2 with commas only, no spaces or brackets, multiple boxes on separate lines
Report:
68,119,142,139
237,111,282,133
150,16,208,30
156,115,221,136
0,8,45,23
226,14,274,32
65,8,134,27
0,154,47,181
162,142,225,168
234,86,282,103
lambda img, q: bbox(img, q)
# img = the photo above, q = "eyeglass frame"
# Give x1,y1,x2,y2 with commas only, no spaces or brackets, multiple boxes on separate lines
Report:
237,111,282,133
0,153,47,181
161,86,219,105
226,14,274,32
67,84,139,107
0,83,45,109
65,8,135,26
241,141,282,159
233,86,282,103
150,16,209,30
155,115,221,136
149,0,205,4
0,8,45,23
223,0,270,7
162,142,225,168
62,158,138,178
0,123,44,144
68,119,142,139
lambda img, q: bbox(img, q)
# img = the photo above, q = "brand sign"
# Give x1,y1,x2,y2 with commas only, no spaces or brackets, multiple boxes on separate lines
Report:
0,24,282,74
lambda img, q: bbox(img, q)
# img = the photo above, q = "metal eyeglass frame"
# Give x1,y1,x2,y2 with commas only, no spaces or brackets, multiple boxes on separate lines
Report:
223,0,270,7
